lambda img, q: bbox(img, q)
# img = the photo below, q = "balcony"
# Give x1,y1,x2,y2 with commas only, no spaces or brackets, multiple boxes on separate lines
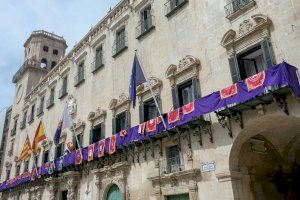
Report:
10,128,16,137
27,114,34,124
58,86,68,99
20,120,26,129
165,0,188,17
74,71,85,87
160,157,184,175
225,0,256,20
91,55,104,73
112,36,128,58
136,15,155,39
37,107,44,116
46,97,55,109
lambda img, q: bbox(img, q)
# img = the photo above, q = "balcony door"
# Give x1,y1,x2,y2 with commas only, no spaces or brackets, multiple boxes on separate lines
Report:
106,184,121,200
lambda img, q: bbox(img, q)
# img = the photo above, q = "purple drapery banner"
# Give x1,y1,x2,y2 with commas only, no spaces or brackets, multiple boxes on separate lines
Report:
1,62,299,191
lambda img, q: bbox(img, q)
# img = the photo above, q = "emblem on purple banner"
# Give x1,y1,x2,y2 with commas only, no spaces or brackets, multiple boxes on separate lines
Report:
182,101,195,115
120,130,127,137
220,83,238,99
146,118,157,132
75,149,83,165
246,71,266,91
168,108,180,124
57,156,64,171
98,140,105,158
31,168,39,181
88,144,94,162
109,135,116,155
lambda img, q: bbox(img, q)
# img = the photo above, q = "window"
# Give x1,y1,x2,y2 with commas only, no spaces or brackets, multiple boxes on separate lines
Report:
15,165,20,176
47,88,55,109
41,58,47,68
139,97,160,123
55,142,65,158
172,77,199,108
167,145,181,173
137,6,154,39
20,111,27,129
51,61,57,69
11,119,18,136
8,140,14,156
90,124,105,144
229,38,274,83
24,160,29,172
43,46,49,52
113,28,127,57
37,96,44,115
53,49,58,55
43,150,49,163
225,0,256,20
34,155,39,166
28,104,35,123
92,47,104,72
74,63,85,86
112,111,130,134
73,134,83,149
165,0,188,17
6,169,10,180
59,76,68,99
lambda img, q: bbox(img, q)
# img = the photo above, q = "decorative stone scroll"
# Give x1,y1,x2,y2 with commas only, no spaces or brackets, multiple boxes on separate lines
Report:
136,77,162,102
73,119,86,134
109,93,131,115
62,171,81,200
88,107,107,126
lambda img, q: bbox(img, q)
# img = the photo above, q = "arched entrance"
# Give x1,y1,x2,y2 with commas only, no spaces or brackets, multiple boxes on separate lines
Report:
106,184,121,200
229,115,300,199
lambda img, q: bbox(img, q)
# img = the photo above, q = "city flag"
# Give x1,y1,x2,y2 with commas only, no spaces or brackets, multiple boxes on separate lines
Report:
168,108,180,124
88,144,94,162
75,149,82,165
32,121,46,154
246,71,266,91
146,118,157,132
109,135,116,155
98,140,105,157
129,53,146,108
19,135,31,160
182,101,195,115
54,104,73,145
220,84,238,99
120,130,127,137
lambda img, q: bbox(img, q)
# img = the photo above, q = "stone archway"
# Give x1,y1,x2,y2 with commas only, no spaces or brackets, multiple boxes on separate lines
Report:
229,115,300,199
105,184,122,200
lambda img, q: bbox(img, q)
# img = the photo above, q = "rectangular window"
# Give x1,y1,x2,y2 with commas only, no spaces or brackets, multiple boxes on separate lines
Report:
29,104,35,122
24,160,29,172
15,165,20,176
167,194,189,200
38,96,45,115
75,63,85,86
144,98,158,122
178,81,194,107
43,150,49,163
165,0,188,17
21,111,27,129
11,119,18,136
47,88,55,108
53,49,58,55
59,76,68,98
137,6,154,39
34,155,39,166
73,134,83,149
55,142,64,158
167,145,181,173
95,47,103,69
116,113,126,133
90,124,104,144
43,46,49,52
8,140,14,156
6,170,10,180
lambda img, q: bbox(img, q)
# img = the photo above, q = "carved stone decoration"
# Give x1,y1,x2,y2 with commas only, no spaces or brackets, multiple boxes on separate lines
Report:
67,95,77,117
220,29,236,48
239,19,254,36
88,107,107,124
73,119,86,133
178,55,201,71
62,171,80,200
185,148,193,161
109,93,130,111
136,77,162,103
45,177,60,200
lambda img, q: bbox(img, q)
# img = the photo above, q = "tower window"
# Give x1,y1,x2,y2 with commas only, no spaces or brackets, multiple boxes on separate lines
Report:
43,46,49,52
41,58,47,68
51,61,57,69
53,49,58,55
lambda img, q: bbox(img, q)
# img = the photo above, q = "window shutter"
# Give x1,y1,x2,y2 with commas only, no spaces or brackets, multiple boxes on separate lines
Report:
228,56,241,83
112,116,116,135
125,110,131,129
261,38,274,68
139,103,145,123
171,85,179,109
100,123,105,140
89,128,93,145
72,134,77,149
192,77,200,100
155,95,161,117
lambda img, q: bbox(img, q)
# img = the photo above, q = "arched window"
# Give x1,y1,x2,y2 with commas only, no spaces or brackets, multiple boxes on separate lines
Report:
106,184,121,200
41,58,47,68
51,61,57,69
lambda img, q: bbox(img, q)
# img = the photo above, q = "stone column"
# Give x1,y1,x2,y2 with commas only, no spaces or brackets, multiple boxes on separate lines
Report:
63,171,80,200
92,169,102,200
45,177,59,200
35,186,44,200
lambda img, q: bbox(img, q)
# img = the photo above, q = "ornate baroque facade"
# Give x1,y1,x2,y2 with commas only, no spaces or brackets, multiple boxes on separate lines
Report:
1,0,300,199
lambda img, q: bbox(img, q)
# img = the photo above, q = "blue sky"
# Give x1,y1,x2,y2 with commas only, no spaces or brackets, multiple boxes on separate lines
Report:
0,0,120,131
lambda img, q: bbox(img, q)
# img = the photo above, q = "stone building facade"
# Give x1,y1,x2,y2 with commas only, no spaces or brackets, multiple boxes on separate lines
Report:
0,0,300,199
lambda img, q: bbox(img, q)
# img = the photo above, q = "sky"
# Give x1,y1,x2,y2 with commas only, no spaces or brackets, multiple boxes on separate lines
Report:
0,0,120,136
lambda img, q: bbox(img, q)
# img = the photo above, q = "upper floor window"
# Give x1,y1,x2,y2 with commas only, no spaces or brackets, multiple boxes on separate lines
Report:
165,0,188,17
47,88,55,109
42,150,49,163
74,62,85,87
23,160,29,172
51,61,57,69
37,96,45,116
41,58,47,68
140,97,160,123
90,124,105,144
73,133,83,149
34,155,39,166
225,0,256,20
28,104,35,123
15,165,20,176
112,28,127,57
59,76,68,99
55,142,65,158
92,47,104,73
136,6,155,39
112,111,130,134
20,111,27,129
43,45,49,52
5,169,10,180
166,145,182,173
8,140,14,156
11,119,18,136
229,38,274,83
53,49,58,55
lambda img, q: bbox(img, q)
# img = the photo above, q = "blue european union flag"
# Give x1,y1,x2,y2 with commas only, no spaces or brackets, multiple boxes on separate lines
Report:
129,53,146,108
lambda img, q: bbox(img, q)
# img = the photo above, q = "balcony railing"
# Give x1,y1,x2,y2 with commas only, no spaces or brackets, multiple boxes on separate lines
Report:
74,70,85,87
165,0,188,17
46,97,55,109
91,54,104,73
160,157,184,175
112,35,128,58
136,15,155,39
20,120,26,129
225,0,255,18
58,86,68,99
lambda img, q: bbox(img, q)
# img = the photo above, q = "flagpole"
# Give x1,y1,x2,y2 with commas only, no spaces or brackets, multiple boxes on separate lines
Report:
25,132,40,177
135,50,168,130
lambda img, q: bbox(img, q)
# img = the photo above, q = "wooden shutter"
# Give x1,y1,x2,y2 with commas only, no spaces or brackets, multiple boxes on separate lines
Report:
139,103,145,123
125,110,131,129
228,56,241,83
112,116,116,135
192,77,200,100
100,123,105,140
72,134,77,149
89,128,93,145
155,95,161,117
171,85,179,109
261,38,274,68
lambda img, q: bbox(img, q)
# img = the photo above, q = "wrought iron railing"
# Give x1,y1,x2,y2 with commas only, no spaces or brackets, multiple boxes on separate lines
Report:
160,157,184,174
225,0,255,18
74,70,85,87
112,35,128,57
165,0,188,17
91,54,104,73
136,15,155,39
58,85,68,99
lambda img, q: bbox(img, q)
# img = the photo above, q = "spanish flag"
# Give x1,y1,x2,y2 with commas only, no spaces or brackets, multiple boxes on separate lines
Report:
32,121,46,154
19,135,31,160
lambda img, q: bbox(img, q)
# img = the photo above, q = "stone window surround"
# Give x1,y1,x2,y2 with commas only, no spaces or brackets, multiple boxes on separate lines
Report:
109,93,131,117
136,77,162,104
88,107,107,127
220,14,272,57
90,34,106,57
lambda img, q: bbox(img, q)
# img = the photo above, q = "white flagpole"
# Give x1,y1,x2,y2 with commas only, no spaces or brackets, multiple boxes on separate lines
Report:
135,50,168,130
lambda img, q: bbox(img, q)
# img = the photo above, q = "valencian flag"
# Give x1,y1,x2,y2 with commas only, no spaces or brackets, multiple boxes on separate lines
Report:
54,104,73,145
129,53,146,108
19,135,31,160
32,121,46,154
